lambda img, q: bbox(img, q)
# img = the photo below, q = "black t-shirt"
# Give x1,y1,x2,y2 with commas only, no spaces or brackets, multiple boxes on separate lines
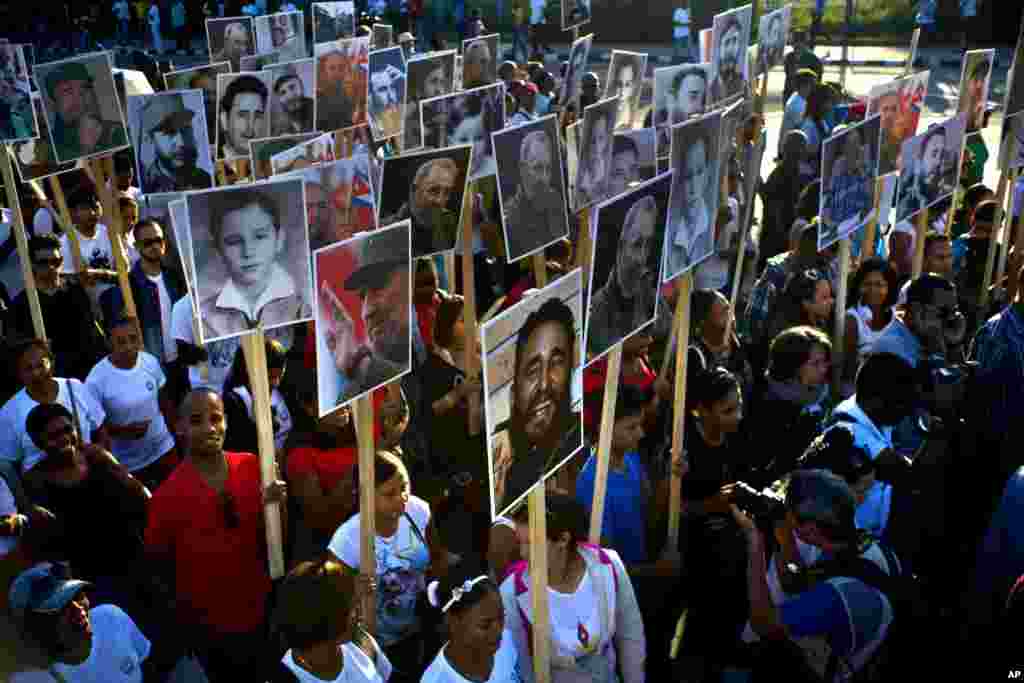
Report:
419,353,486,480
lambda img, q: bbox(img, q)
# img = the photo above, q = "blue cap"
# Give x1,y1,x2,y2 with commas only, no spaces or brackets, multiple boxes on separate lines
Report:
8,562,91,621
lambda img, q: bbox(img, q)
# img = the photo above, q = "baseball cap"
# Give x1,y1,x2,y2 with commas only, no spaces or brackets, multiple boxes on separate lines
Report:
139,93,195,134
45,61,94,101
343,224,409,291
8,562,91,623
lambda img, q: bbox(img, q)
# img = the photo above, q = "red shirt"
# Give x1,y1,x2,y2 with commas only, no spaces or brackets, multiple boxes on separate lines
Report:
144,452,272,635
287,445,357,494
415,293,441,350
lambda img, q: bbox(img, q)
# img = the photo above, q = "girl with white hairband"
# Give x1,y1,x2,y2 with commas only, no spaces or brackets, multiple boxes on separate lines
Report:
420,559,522,683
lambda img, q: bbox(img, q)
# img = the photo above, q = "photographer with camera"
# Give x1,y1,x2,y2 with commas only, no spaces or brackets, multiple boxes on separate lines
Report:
734,469,902,681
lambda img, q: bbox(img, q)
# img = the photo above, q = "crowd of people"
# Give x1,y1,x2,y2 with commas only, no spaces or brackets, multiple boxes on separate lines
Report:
1,4,1024,683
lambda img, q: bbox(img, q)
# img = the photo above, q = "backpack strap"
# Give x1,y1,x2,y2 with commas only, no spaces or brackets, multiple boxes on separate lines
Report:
403,511,427,548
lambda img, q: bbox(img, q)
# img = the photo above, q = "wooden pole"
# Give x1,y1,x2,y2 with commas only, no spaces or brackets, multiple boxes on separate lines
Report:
575,206,592,277
533,252,548,289
728,135,766,335
443,252,456,291
860,176,884,262
831,238,851,397
46,177,84,275
588,343,622,544
665,272,692,551
528,485,552,683
1,149,46,340
353,392,377,636
239,329,286,580
911,208,929,279
995,170,1021,296
91,158,137,318
460,188,480,435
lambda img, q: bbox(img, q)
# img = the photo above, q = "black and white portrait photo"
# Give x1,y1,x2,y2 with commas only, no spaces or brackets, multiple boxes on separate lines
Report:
586,172,671,361
663,109,722,281
164,62,231,148
185,177,313,344
493,114,570,262
33,52,129,164
610,128,656,198
216,72,272,161
562,33,593,105
957,49,994,132
710,5,752,104
367,46,407,141
313,1,356,43
0,44,38,142
483,269,584,518
10,94,77,182
461,34,499,89
207,17,256,72
757,5,790,76
404,51,456,150
561,0,591,31
267,59,316,136
313,221,411,414
240,52,280,71
127,90,215,194
378,144,472,257
653,63,710,158
605,50,647,130
420,82,505,180
574,96,619,211
895,113,967,224
819,115,882,251
255,11,307,63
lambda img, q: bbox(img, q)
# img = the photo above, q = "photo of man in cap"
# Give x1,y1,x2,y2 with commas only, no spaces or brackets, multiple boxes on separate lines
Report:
208,17,255,73
35,53,129,164
129,91,214,194
494,115,569,262
0,44,37,142
314,220,411,412
379,145,471,257
315,38,370,133
269,60,316,136
368,46,407,141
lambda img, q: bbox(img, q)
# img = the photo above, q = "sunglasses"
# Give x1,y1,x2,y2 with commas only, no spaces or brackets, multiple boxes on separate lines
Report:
220,490,240,528
139,237,164,248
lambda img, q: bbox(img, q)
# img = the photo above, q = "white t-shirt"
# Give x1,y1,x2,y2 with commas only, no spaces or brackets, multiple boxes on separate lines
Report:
547,570,604,663
282,638,393,683
329,496,431,648
0,207,26,300
61,223,116,310
230,385,293,452
0,475,19,557
170,294,239,393
673,8,690,38
421,631,523,683
85,353,174,472
0,379,107,472
145,272,177,363
11,604,151,683
33,207,55,236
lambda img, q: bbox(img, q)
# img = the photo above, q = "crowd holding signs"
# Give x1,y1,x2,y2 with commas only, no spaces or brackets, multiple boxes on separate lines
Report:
2,1,1024,682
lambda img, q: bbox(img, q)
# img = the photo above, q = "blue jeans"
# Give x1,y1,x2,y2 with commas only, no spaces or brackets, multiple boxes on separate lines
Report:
512,25,528,63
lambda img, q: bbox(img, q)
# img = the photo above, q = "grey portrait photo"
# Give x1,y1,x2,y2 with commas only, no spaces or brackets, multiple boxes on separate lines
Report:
895,113,967,224
404,50,456,150
493,114,570,263
185,177,313,344
127,90,215,194
10,94,77,182
757,5,790,76
313,220,411,415
367,46,407,142
313,1,356,43
461,34,499,89
605,50,647,130
561,0,591,31
664,109,723,281
207,16,256,72
710,4,752,104
372,23,394,49
420,82,505,181
0,43,38,143
610,128,656,198
653,63,711,159
562,33,592,105
216,71,272,161
586,171,672,361
266,59,316,136
378,144,472,258
574,96,619,211
255,11,307,63
819,114,882,251
163,62,231,149
33,51,129,164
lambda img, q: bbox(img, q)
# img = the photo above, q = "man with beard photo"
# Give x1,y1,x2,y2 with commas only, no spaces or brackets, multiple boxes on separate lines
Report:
135,93,213,193
873,87,904,176
898,124,952,220
491,297,582,513
270,64,315,135
405,54,453,149
42,59,128,163
368,51,405,140
316,41,367,132
822,123,875,247
588,194,660,357
210,19,254,72
502,127,567,260
711,14,747,103
382,156,460,257
218,74,269,160
759,10,785,75
664,120,717,278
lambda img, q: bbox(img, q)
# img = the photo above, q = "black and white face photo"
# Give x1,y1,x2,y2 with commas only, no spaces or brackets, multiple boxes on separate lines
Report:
367,46,407,141
605,51,647,130
404,51,455,150
0,43,38,142
128,90,214,194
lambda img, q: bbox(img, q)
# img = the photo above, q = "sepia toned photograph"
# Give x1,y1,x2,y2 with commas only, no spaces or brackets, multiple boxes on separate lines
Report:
367,46,407,141
654,63,711,159
895,113,967,224
266,59,316,136
127,90,215,194
378,144,473,257
420,82,504,181
185,177,313,344
867,70,930,176
255,11,307,63
585,172,672,361
33,52,129,164
574,96,619,211
605,50,647,130
710,4,752,104
313,221,411,414
404,51,456,150
461,34,499,89
207,16,256,72
163,62,231,148
216,72,272,161
493,114,569,262
10,94,78,182
483,269,584,519
313,1,356,43
819,114,882,251
0,43,38,142
315,37,370,132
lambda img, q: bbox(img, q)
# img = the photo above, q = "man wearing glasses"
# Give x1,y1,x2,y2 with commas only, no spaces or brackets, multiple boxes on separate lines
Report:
9,234,107,381
101,219,186,365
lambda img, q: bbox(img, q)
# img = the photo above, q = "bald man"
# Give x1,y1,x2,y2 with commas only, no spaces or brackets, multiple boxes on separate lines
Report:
503,129,566,261
211,21,254,72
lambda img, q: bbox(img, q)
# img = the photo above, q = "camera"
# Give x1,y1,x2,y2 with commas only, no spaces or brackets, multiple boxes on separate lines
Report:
732,481,787,526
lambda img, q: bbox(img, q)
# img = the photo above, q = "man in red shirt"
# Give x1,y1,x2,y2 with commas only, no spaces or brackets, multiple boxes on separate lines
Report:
145,388,287,683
